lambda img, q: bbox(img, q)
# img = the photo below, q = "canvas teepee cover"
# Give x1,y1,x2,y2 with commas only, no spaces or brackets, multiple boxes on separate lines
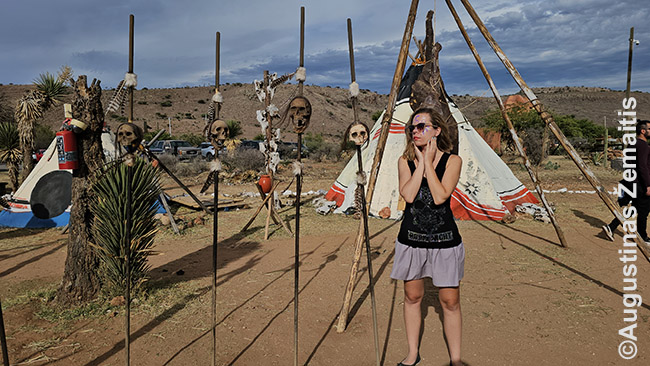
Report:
325,64,538,221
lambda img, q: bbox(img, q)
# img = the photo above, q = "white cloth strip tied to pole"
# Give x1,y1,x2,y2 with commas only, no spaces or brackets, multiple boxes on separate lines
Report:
349,81,360,98
124,72,138,88
292,161,303,176
212,92,223,103
295,67,306,82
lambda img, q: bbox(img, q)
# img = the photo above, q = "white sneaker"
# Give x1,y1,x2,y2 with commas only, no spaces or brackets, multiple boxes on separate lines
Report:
602,225,614,241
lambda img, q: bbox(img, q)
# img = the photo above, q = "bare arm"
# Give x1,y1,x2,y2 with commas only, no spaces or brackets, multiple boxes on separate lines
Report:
398,156,425,203
423,154,462,205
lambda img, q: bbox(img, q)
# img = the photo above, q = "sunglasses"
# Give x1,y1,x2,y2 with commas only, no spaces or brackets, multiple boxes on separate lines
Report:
407,123,435,133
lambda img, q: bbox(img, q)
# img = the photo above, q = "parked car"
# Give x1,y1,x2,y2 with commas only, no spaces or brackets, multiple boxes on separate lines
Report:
149,140,201,160
200,142,224,161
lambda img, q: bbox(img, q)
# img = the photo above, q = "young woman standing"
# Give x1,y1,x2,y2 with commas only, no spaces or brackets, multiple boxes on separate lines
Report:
391,107,464,366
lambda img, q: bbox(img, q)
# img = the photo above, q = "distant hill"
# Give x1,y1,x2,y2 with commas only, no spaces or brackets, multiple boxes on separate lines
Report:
1,82,649,145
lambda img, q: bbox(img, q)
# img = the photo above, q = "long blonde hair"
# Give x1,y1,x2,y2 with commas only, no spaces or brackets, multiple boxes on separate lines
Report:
402,108,452,160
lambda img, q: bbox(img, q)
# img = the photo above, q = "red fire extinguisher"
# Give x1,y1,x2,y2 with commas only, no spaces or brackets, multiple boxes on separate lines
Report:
56,130,78,169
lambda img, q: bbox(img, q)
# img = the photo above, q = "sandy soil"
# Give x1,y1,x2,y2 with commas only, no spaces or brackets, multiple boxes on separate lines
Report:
1,157,650,366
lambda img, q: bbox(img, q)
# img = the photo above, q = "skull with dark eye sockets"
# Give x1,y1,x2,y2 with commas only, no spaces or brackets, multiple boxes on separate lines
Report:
348,122,369,146
209,120,229,149
287,96,312,134
116,123,143,152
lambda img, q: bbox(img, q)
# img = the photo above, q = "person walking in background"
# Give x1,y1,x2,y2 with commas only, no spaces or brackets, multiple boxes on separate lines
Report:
603,120,650,242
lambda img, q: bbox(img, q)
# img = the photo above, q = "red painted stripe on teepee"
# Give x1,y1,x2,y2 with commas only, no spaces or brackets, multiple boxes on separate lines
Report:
451,189,507,221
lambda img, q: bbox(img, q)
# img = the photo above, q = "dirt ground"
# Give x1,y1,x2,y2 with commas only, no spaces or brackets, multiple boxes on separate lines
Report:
1,156,650,366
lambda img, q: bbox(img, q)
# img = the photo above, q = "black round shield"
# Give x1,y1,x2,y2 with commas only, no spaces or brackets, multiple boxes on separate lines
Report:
30,171,73,219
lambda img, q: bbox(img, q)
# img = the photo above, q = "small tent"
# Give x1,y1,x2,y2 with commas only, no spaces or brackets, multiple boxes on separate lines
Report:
0,131,118,228
325,64,538,220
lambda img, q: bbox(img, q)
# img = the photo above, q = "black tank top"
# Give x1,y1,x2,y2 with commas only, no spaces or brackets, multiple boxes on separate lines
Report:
397,153,462,248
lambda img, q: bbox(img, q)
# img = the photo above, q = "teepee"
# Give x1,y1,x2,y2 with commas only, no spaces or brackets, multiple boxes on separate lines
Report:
325,64,538,221
0,131,118,228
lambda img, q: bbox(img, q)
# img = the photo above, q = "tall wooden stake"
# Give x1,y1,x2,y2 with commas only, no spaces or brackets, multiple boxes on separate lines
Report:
211,31,221,366
0,299,9,366
293,8,305,366
457,0,650,260
626,27,635,101
124,165,132,366
337,0,420,333
603,117,608,166
347,18,381,365
128,14,134,123
445,0,567,247
124,14,135,366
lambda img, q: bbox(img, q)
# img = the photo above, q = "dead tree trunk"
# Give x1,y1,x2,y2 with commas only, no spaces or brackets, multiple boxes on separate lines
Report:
57,76,105,304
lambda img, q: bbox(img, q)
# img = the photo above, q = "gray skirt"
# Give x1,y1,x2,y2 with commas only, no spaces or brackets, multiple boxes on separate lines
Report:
390,239,465,287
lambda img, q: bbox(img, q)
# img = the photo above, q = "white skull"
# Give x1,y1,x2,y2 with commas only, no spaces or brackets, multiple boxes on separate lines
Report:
348,122,369,146
116,123,143,149
209,120,229,148
288,96,311,134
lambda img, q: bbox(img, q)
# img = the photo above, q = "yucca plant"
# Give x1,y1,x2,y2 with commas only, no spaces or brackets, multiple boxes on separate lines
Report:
0,122,22,192
91,158,161,295
15,72,67,180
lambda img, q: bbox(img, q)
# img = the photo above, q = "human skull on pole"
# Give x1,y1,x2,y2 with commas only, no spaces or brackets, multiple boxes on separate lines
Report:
209,119,229,149
116,123,143,153
348,122,369,146
286,96,311,134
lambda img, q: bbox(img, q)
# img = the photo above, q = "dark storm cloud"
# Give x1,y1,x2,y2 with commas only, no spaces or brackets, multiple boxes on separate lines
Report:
0,0,648,95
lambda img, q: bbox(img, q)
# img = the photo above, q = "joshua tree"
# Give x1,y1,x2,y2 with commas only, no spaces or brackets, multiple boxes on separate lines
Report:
0,122,21,192
15,71,67,180
57,76,105,304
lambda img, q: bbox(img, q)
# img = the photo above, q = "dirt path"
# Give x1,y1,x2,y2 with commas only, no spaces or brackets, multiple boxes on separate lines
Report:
2,187,650,365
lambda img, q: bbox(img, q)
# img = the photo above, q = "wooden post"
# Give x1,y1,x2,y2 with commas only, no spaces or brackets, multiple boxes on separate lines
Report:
128,14,134,123
262,71,274,240
457,0,650,260
626,27,635,101
444,0,567,248
211,31,220,366
293,8,305,366
0,299,9,366
124,15,134,366
337,0,420,333
124,165,132,366
603,116,609,168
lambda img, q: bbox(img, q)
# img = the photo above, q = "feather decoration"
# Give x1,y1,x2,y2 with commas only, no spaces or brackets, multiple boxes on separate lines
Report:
105,80,128,115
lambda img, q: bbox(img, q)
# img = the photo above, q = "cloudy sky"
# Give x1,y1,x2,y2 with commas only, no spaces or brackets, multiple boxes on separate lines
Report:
1,0,648,96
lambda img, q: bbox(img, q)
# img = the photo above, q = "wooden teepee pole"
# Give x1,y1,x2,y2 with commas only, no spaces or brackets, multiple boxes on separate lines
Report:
337,0,420,333
444,0,567,248
457,0,650,260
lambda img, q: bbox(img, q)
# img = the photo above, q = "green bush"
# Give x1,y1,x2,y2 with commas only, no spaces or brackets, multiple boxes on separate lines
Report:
34,123,55,149
161,101,172,107
225,120,242,139
371,110,384,121
221,149,265,172
178,133,204,146
253,134,265,141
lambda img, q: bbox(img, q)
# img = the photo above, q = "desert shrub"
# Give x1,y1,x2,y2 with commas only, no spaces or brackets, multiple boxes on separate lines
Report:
161,101,172,107
137,101,148,105
164,94,171,99
253,134,265,141
34,123,55,149
156,154,209,177
522,127,544,165
225,120,242,138
178,133,203,146
371,110,384,121
155,112,167,119
221,149,265,172
197,99,206,104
